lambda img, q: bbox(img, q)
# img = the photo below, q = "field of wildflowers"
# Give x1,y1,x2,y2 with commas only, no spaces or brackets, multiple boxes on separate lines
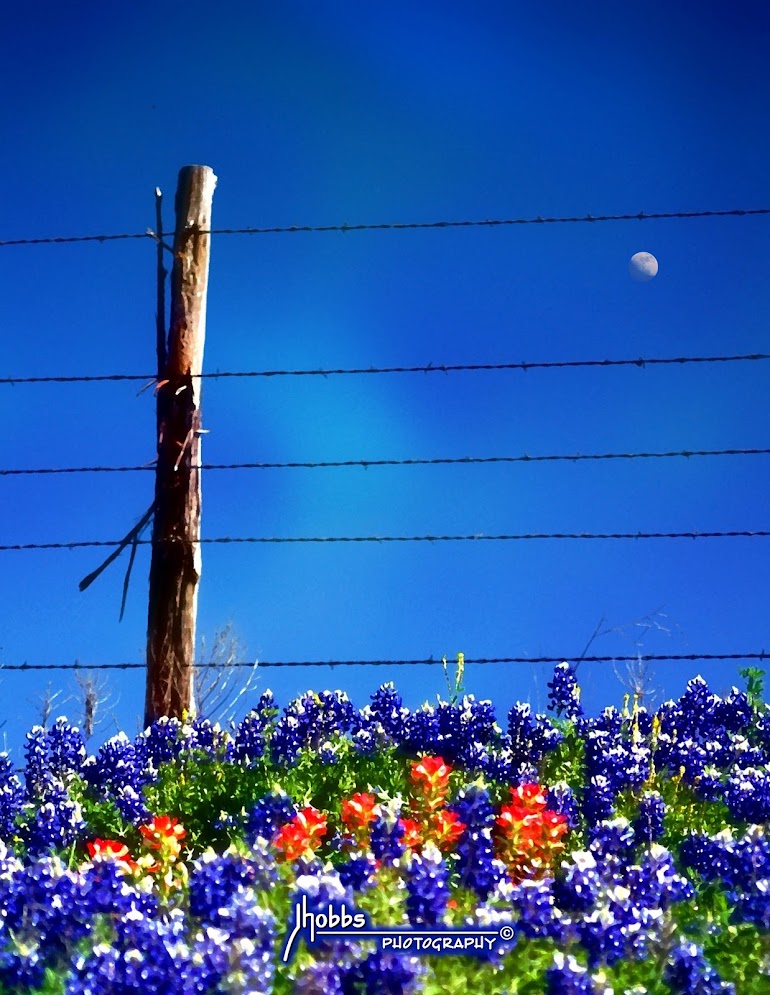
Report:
1,660,770,993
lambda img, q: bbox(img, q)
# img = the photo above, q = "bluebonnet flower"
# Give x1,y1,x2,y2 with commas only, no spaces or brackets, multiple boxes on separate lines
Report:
460,739,490,773
594,706,625,738
447,783,496,830
480,747,519,784
183,715,230,758
81,732,154,825
405,842,450,926
506,702,563,768
20,779,86,857
680,830,736,883
226,691,276,764
751,708,770,756
413,696,502,767
0,753,24,843
369,799,406,865
0,853,160,992
582,775,616,825
633,790,666,844
509,877,560,941
67,909,200,995
724,766,770,824
23,726,50,801
338,853,378,892
727,736,766,770
545,951,597,995
574,713,597,741
546,782,580,832
625,844,694,910
625,705,654,739
293,868,353,910
188,925,233,993
725,826,770,891
583,728,651,798
269,714,304,766
113,783,152,825
587,817,636,859
729,878,770,930
716,688,754,736
341,951,425,995
693,765,724,803
78,858,159,919
212,895,277,994
0,938,46,992
457,825,507,902
137,715,187,768
547,662,585,720
399,705,441,756
44,718,87,783
668,677,722,741
663,739,712,785
0,855,89,963
271,690,357,766
552,850,602,913
82,732,153,793
576,903,630,968
363,683,409,742
295,960,346,995
664,940,736,995
189,842,277,927
290,869,363,965
245,789,296,845
679,826,770,930
350,728,378,755
318,742,340,765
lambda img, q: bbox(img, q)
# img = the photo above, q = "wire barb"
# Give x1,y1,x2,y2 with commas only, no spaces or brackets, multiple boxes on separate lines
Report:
3,447,770,477
0,651,766,672
2,352,769,386
1,207,767,246
3,529,770,552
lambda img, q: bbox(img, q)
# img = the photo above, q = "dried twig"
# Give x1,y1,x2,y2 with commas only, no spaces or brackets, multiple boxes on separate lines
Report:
193,622,261,727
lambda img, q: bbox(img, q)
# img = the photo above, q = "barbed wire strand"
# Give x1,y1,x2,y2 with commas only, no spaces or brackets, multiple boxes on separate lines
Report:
3,352,770,386
1,207,767,247
3,447,770,477
2,530,770,552
0,652,766,672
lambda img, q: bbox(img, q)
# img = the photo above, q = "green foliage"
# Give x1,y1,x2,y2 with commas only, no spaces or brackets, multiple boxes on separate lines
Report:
278,740,410,819
65,773,140,863
31,966,70,995
443,652,466,706
662,780,735,851
539,716,585,788
702,922,770,995
739,667,766,711
141,748,274,854
605,944,678,995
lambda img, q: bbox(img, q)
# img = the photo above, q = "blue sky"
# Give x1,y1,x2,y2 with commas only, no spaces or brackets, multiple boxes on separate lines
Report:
1,0,769,762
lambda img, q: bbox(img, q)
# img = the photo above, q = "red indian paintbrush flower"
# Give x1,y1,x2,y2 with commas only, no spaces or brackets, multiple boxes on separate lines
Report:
273,806,328,862
410,756,453,814
86,838,140,873
494,783,568,883
139,815,186,859
411,756,451,792
428,808,467,851
341,792,381,842
399,817,424,850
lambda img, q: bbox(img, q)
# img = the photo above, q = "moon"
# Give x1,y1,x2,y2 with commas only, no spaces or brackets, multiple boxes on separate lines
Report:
629,251,658,282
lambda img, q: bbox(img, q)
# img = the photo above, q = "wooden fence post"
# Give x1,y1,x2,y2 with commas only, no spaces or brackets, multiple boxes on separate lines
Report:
145,165,217,729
